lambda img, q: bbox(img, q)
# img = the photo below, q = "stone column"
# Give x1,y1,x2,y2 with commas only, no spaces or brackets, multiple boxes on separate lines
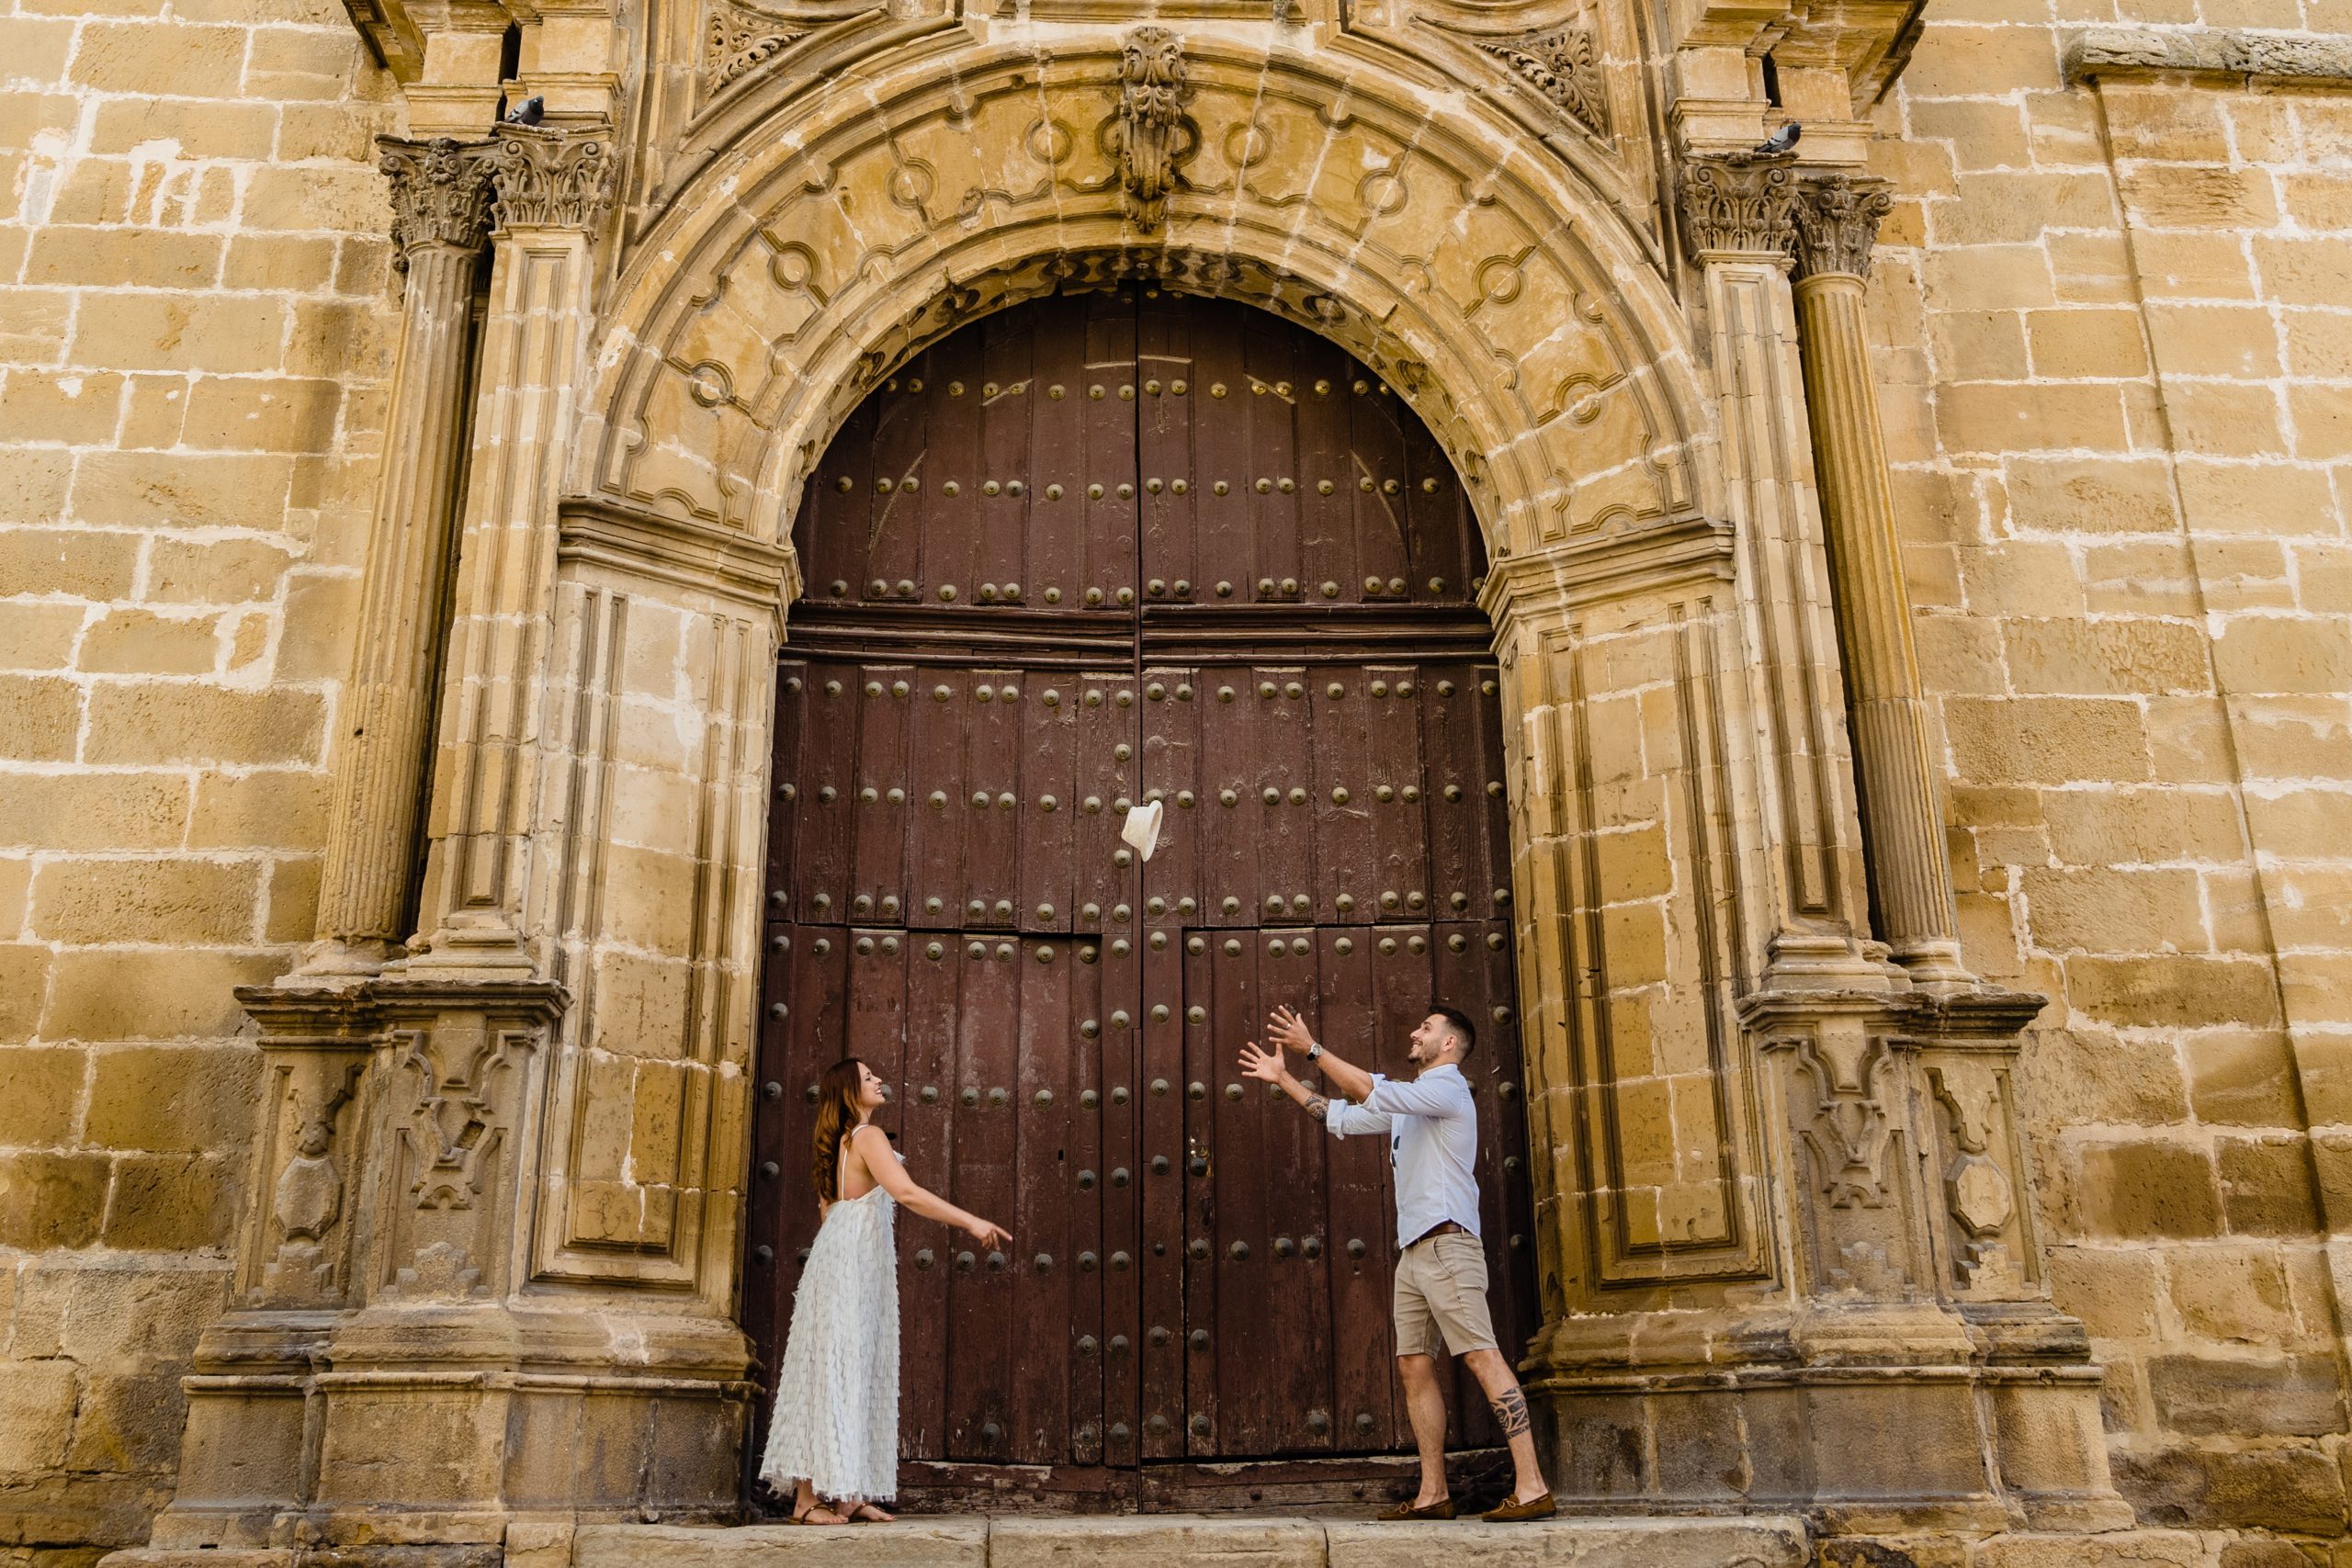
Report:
307,137,496,973
1498,156,2130,1535
411,124,616,972
1790,174,1972,987
1677,152,1879,986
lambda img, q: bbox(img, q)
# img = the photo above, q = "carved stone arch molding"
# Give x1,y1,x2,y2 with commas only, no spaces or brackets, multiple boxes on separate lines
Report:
572,30,1715,579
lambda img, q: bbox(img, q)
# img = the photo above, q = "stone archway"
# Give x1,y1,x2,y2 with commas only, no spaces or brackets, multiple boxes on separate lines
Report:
153,23,2123,1554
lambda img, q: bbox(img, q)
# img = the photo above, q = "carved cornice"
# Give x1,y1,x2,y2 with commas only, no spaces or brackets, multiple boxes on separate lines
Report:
1678,152,1798,261
1791,173,1894,282
557,497,798,619
2064,24,2352,87
1469,26,1611,140
484,125,618,232
378,135,497,264
1102,26,1197,227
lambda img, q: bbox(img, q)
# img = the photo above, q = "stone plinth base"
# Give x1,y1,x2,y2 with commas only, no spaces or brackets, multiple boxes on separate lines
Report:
144,1303,749,1552
1527,1304,2136,1535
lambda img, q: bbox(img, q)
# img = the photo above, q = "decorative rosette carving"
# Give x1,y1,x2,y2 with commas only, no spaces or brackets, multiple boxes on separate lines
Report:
484,125,618,231
377,135,497,266
1678,152,1799,260
1792,173,1895,281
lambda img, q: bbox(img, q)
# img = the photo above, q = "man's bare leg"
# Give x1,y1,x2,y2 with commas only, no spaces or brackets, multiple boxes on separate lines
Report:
1396,1353,1451,1507
1461,1348,1550,1506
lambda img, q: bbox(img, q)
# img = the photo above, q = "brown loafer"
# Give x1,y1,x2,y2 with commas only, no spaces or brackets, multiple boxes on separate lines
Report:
1378,1496,1456,1520
1481,1491,1556,1522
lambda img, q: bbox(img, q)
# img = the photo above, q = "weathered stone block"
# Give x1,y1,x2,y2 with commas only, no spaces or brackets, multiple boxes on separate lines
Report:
2215,1135,2323,1237
2147,1351,2346,1438
83,685,323,766
0,1151,109,1248
2113,1441,2347,1532
31,859,260,945
0,1359,81,1472
0,1044,85,1146
0,675,81,761
98,1153,238,1249
41,951,280,1041
2071,1141,2222,1239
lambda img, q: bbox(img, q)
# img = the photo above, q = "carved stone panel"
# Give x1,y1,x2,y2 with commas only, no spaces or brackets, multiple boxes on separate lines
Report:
1759,1009,1928,1302
1920,1053,2041,1300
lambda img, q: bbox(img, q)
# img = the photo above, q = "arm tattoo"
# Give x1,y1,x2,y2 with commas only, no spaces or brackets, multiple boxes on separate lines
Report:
1304,1094,1330,1123
1488,1387,1532,1440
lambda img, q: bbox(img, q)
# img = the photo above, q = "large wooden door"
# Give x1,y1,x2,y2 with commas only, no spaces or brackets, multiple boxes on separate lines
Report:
745,291,1536,1505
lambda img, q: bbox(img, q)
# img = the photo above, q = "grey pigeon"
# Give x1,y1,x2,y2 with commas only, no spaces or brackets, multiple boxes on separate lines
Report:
1752,121,1801,155
503,95,544,126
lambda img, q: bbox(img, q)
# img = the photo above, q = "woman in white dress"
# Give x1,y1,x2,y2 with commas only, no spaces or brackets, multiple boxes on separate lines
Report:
757,1057,1012,1525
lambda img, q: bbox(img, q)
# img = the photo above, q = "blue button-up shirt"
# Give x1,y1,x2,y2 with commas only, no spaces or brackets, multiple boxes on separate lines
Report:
1323,1062,1483,1250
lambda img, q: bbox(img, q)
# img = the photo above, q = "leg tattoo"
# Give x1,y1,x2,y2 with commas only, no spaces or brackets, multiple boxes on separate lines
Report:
1489,1386,1532,1440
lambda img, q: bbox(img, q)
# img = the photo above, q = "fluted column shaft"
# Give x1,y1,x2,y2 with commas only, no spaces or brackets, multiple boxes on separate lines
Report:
1791,175,1969,984
312,138,496,961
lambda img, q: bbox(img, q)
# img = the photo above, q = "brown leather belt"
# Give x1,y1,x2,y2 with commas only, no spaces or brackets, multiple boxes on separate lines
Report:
1409,1221,1468,1245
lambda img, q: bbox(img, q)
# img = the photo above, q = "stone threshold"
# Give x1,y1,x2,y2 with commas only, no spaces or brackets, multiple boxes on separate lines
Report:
571,1516,1815,1567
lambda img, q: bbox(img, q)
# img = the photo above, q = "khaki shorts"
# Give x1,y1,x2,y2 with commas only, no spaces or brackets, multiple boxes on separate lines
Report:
1392,1230,1498,1358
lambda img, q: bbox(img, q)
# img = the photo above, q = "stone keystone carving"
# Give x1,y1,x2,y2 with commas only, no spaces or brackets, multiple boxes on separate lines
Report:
1792,173,1894,282
484,125,618,231
1103,27,1197,227
377,135,497,269
704,0,807,90
1678,152,1798,260
1473,27,1610,139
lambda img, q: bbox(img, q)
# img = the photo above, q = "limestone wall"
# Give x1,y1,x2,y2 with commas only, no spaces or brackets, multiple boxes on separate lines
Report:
1877,6,2352,1539
0,0,395,1553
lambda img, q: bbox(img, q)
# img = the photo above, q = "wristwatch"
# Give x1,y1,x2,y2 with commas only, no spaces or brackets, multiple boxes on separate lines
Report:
1306,1042,1324,1061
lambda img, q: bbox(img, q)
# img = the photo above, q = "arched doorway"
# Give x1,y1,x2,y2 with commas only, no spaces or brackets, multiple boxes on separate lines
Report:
744,290,1538,1507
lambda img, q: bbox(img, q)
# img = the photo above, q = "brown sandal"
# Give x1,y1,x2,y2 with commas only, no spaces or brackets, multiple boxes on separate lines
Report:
1377,1496,1455,1520
787,1502,845,1526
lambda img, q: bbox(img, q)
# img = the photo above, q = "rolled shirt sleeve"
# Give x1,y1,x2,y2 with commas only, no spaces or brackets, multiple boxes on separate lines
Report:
1324,1100,1394,1140
1362,1072,1473,1120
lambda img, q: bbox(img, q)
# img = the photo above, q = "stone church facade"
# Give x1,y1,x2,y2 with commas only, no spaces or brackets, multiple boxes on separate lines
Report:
1,0,2347,1561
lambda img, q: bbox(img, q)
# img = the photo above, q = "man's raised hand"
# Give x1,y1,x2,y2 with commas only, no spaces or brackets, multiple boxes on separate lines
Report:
1238,1041,1287,1085
1266,1005,1317,1056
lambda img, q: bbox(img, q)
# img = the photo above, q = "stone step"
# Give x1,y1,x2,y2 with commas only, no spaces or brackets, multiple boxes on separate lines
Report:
577,1515,1814,1568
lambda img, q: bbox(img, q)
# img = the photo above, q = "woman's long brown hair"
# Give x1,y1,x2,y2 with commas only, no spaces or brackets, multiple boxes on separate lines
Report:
810,1057,869,1204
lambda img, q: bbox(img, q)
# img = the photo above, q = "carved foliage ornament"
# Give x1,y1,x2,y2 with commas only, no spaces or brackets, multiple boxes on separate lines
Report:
1103,27,1198,227
483,125,618,231
1476,27,1609,140
378,135,497,266
1678,152,1798,260
1792,174,1894,282
705,0,806,91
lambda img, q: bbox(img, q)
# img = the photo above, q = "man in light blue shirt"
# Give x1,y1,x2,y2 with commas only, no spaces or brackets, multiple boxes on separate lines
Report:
1239,1003,1555,1522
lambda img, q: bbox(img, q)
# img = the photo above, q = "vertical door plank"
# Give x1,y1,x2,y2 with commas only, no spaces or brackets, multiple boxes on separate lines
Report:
945,934,1020,1459
1256,668,1314,931
961,670,1022,931
791,664,853,925
1255,925,1334,1454
800,400,873,604
976,310,1034,602
918,324,983,603
1313,927,1396,1451
1027,304,1087,603
1080,296,1137,612
899,930,959,1459
1294,335,1363,604
1018,671,1078,935
1197,669,1256,929
1366,664,1430,926
1010,935,1075,1463
847,668,912,926
1308,666,1374,927
868,383,926,602
1189,308,1250,601
907,669,968,931
1137,294,1200,599
1241,326,1302,600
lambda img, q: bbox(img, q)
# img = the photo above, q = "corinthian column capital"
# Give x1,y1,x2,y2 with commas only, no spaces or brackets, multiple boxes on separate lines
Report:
483,124,618,231
1791,173,1895,283
1677,152,1799,261
377,135,498,265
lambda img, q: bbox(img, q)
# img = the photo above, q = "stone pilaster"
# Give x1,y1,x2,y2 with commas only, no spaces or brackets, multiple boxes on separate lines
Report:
1789,174,1972,987
307,137,497,972
411,124,616,971
1677,152,1878,985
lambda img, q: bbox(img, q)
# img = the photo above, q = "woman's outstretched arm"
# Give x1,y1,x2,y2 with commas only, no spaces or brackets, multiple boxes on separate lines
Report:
848,1124,1011,1248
